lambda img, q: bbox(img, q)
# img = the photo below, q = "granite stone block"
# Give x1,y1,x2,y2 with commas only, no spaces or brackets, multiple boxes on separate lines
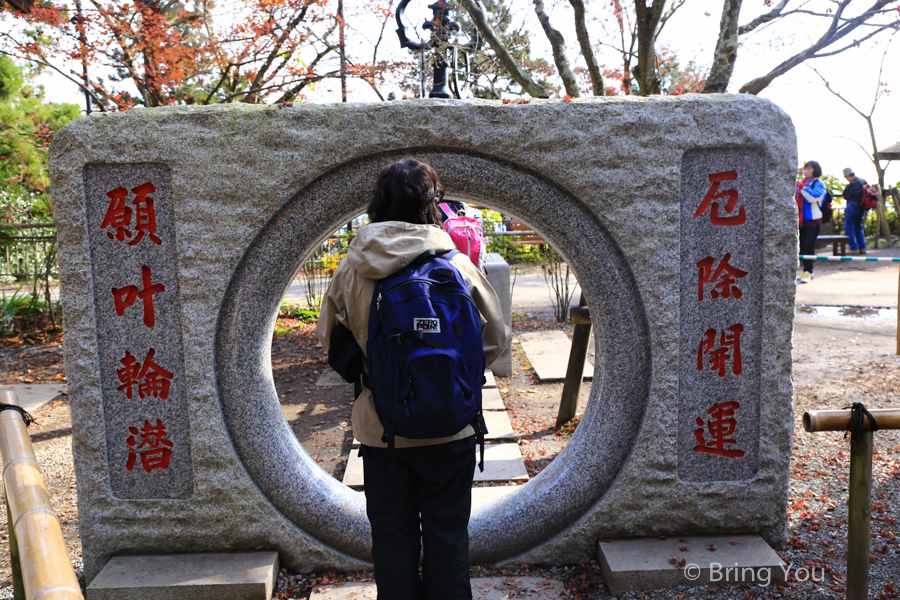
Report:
50,97,797,580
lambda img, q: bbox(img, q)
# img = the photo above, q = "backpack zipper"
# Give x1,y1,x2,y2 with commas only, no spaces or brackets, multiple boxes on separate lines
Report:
381,278,478,310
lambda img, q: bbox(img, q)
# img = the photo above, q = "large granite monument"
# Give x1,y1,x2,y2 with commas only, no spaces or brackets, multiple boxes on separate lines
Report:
50,96,798,583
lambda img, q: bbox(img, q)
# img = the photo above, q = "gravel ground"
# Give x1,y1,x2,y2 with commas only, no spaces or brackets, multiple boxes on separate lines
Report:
0,309,897,599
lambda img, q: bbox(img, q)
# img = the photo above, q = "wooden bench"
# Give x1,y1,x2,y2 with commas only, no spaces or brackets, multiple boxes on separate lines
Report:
817,234,850,256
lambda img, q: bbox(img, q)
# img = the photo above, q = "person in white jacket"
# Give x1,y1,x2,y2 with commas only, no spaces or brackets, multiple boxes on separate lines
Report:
316,157,511,600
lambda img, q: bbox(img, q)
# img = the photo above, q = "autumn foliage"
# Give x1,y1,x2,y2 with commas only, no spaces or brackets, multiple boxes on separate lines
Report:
1,0,406,110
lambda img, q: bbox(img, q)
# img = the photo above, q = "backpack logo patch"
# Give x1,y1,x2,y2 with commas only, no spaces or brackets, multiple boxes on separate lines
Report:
414,318,441,333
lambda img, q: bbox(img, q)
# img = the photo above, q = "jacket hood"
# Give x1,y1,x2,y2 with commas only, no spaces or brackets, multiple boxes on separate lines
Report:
346,221,456,280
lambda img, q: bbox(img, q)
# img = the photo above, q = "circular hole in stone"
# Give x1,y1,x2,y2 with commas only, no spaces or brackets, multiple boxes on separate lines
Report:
269,206,600,492
217,150,648,563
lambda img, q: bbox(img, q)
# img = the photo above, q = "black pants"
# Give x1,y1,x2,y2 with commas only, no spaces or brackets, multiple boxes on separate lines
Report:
361,437,476,600
799,223,821,273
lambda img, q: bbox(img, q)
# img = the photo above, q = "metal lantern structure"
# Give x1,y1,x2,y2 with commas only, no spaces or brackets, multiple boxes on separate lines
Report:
396,0,481,99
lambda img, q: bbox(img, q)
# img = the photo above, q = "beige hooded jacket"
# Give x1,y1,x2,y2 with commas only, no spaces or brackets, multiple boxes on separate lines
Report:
315,221,512,448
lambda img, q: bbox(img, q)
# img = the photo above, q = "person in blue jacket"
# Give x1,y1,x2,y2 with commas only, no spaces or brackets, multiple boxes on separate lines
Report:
796,161,826,284
840,167,868,255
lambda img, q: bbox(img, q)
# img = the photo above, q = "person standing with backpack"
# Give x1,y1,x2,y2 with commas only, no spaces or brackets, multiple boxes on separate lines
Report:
796,161,827,284
840,167,868,255
316,157,511,600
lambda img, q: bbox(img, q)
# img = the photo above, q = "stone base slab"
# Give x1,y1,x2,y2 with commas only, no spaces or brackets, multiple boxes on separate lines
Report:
86,552,279,600
597,535,786,595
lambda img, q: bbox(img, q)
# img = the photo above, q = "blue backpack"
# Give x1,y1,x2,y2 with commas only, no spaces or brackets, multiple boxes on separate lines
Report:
366,249,488,470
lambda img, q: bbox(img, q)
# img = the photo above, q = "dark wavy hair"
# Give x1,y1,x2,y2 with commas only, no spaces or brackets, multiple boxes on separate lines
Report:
367,158,444,225
804,160,823,178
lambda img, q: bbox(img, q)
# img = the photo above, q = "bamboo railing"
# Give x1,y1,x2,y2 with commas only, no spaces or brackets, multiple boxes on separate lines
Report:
0,390,83,600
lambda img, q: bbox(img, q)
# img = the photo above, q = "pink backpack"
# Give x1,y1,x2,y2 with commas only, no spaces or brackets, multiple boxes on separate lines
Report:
439,202,487,275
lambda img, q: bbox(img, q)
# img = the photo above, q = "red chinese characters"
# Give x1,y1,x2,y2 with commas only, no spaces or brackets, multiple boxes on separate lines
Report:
100,182,161,246
693,170,746,226
116,348,174,400
696,253,748,301
693,401,746,458
126,419,174,473
111,265,165,328
697,324,744,377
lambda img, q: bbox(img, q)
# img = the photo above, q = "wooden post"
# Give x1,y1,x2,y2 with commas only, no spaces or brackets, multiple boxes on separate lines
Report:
803,407,900,600
875,188,893,247
557,293,591,427
891,188,900,356
847,430,873,600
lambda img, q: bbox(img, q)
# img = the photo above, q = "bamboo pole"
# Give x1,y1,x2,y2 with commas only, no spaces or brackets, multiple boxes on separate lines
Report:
7,496,24,600
803,408,900,432
847,430,873,600
0,390,83,600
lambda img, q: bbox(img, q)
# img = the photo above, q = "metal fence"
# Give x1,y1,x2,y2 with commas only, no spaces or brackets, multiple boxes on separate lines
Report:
0,223,57,282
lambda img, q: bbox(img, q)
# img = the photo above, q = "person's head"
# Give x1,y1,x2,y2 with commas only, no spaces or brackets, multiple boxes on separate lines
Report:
367,158,444,225
803,161,822,179
843,167,856,181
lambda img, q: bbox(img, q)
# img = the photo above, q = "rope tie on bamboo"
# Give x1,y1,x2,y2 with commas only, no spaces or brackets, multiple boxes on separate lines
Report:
0,403,36,427
843,402,877,442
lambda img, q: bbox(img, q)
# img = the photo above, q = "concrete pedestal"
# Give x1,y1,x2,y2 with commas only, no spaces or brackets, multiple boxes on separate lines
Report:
86,552,279,600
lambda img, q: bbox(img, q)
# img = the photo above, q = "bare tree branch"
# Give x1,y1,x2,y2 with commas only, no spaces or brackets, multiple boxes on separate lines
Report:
656,0,685,42
812,24,894,57
704,0,743,93
738,0,790,34
0,47,108,110
808,29,897,243
738,0,897,95
568,0,604,95
458,0,549,98
533,0,579,96
633,0,667,95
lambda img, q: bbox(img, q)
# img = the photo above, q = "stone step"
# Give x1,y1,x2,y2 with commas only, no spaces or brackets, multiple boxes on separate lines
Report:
352,409,515,448
481,386,505,410
482,369,497,388
517,330,594,382
86,552,279,600
310,576,565,599
597,534,787,595
342,442,528,489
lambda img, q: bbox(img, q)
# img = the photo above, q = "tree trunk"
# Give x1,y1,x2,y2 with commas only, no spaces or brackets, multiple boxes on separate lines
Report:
633,0,666,95
534,0,580,97
569,0,604,95
703,0,743,93
458,0,550,98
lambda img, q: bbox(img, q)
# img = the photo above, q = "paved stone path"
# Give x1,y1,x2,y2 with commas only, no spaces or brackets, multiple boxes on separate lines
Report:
310,576,567,599
341,371,528,488
0,383,67,413
517,330,593,381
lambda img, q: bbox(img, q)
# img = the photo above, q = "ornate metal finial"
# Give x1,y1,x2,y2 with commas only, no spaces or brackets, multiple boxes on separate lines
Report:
396,0,481,99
